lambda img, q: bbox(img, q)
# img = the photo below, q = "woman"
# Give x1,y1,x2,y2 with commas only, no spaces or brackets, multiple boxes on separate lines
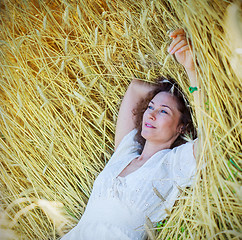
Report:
62,29,199,240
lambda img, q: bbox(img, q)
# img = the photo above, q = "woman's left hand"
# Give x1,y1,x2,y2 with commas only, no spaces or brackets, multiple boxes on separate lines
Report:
168,29,195,71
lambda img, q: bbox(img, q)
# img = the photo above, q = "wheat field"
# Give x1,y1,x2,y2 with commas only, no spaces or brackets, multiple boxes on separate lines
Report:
0,0,241,239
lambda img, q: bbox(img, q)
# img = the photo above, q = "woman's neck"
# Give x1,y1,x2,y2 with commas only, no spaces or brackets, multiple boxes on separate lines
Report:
139,140,171,162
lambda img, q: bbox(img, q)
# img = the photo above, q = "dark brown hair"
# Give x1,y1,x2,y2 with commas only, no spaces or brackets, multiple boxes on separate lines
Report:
133,76,197,151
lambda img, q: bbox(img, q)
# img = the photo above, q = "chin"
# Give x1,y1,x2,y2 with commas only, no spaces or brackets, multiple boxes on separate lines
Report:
140,130,147,139
141,130,151,141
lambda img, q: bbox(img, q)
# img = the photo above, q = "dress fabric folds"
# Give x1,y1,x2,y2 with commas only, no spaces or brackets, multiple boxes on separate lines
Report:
61,129,196,240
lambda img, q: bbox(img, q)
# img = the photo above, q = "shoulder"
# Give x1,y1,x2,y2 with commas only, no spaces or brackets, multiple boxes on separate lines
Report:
114,128,140,153
169,139,197,183
107,129,141,166
172,139,196,156
167,140,197,172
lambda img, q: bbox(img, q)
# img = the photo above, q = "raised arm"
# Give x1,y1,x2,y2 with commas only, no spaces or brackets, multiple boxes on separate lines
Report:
114,79,156,150
168,28,200,156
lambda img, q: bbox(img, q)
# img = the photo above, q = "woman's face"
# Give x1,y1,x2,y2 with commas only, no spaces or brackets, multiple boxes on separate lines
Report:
141,91,183,147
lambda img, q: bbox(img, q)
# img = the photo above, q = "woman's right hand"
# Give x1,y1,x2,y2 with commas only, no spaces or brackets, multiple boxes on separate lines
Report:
168,29,195,71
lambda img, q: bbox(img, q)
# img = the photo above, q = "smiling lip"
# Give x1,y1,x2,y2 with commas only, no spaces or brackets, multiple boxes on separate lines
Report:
145,123,155,128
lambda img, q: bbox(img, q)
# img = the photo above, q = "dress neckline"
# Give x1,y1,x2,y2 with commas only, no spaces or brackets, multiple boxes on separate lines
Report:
116,155,140,179
116,148,170,179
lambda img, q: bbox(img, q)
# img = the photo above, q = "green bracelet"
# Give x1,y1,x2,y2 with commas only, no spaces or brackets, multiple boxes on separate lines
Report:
189,86,198,93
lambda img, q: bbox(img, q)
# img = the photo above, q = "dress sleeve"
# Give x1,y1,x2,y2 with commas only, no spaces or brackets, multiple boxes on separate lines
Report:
106,129,140,166
171,140,197,189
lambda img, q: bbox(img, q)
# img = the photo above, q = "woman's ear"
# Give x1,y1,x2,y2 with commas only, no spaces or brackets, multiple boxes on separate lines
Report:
178,125,185,134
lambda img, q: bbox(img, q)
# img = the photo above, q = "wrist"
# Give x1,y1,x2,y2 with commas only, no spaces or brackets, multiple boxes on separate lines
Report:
185,67,197,85
189,86,198,93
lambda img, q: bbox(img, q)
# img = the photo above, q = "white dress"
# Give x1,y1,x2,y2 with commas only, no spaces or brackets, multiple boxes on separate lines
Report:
61,129,196,240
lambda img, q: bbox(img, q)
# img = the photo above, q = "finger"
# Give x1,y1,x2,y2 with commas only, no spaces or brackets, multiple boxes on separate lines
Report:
169,39,189,54
173,45,190,54
169,35,187,49
168,36,187,53
169,28,186,38
169,28,185,37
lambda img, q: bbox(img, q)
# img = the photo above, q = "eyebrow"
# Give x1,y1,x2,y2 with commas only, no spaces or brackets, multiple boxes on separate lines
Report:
150,101,172,111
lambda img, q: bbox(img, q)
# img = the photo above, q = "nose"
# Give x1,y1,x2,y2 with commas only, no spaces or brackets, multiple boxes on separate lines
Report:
148,110,157,120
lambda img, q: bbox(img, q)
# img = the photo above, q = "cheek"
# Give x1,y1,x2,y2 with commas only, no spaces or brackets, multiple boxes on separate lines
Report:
168,117,177,126
142,111,148,120
158,116,177,129
158,114,170,122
